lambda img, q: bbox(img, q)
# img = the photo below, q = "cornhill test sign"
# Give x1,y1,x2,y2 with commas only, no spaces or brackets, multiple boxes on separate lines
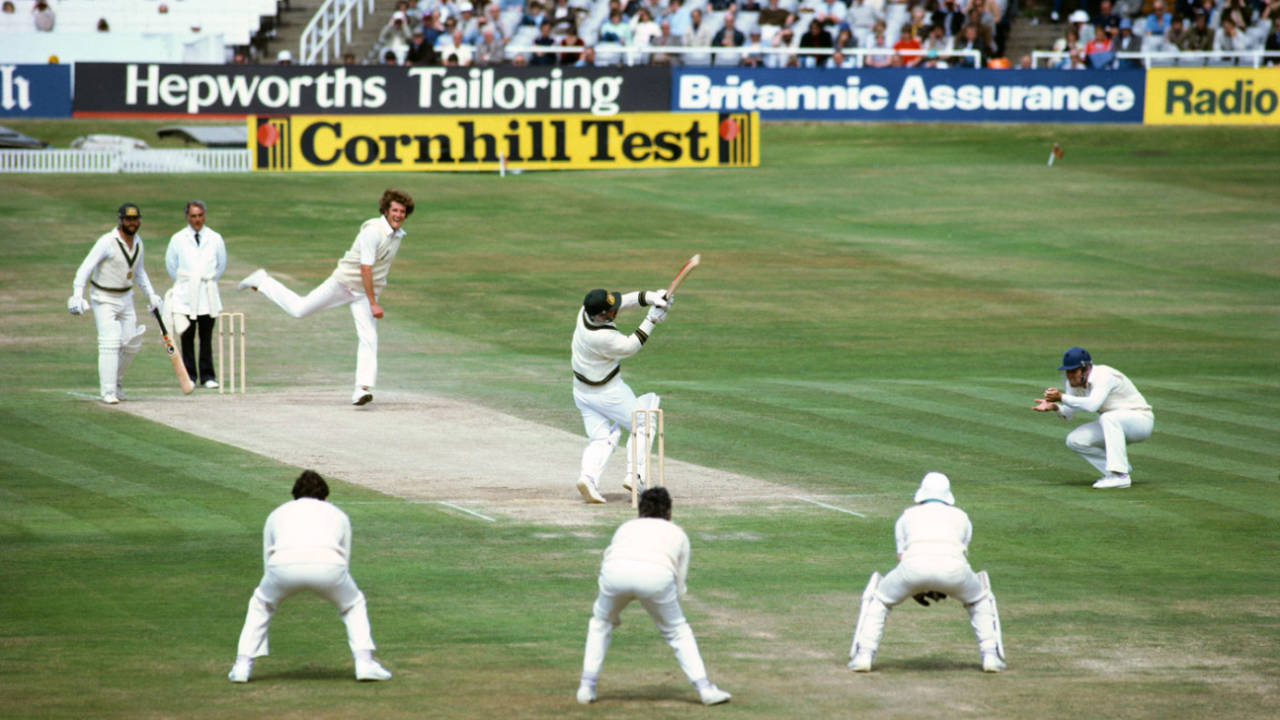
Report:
250,113,758,172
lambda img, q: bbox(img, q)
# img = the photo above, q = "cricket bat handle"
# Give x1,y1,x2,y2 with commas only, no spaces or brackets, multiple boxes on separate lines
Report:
151,307,195,395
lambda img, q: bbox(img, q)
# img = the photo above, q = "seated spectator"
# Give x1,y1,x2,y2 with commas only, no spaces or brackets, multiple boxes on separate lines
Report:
32,0,54,32
632,7,661,47
474,26,506,65
846,0,883,46
1067,10,1095,44
894,21,922,66
1057,46,1088,68
759,0,792,28
1094,0,1121,32
479,3,508,41
661,0,690,36
906,5,929,40
741,28,766,66
422,10,445,46
814,0,849,29
1018,53,1033,68
1161,14,1187,52
383,50,401,65
799,18,834,66
1179,12,1214,50
97,17,110,32
277,50,294,65
648,20,681,65
511,51,529,65
1266,16,1280,65
1219,0,1251,30
864,20,895,67
574,45,601,66
1214,17,1252,59
932,0,965,38
434,16,460,49
232,51,250,64
1085,22,1116,67
407,27,441,64
521,1,547,27
1113,17,1143,67
828,48,858,66
395,0,423,25
952,23,992,68
560,23,586,64
600,5,632,44
833,26,857,55
684,8,716,50
768,25,797,67
1053,26,1081,55
378,11,415,60
549,0,576,33
712,10,746,65
343,52,358,64
1145,0,1173,38
920,23,951,67
738,0,762,10
457,2,482,42
531,20,557,64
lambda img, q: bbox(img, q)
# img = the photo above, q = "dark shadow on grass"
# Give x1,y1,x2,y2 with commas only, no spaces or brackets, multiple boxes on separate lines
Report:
602,683,701,705
247,667,355,682
879,657,983,672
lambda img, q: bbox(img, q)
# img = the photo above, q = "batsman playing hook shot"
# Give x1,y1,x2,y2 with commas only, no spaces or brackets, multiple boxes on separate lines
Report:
570,286,671,504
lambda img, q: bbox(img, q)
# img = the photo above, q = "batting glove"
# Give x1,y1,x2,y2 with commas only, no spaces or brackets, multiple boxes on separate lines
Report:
147,293,163,312
646,305,668,324
645,289,670,309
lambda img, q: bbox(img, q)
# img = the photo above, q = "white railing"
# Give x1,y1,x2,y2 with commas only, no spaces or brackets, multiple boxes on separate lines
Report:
501,44,982,69
0,149,250,174
1031,49,1280,69
300,0,377,66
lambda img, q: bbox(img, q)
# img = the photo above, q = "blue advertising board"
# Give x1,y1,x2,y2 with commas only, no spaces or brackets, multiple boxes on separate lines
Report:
672,68,1146,124
0,64,72,118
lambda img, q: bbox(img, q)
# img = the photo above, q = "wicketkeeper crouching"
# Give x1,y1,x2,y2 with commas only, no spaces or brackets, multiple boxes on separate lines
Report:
848,472,1006,673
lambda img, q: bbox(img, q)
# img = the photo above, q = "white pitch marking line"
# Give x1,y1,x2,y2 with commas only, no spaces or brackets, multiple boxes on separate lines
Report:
790,495,867,518
434,501,497,523
65,391,102,400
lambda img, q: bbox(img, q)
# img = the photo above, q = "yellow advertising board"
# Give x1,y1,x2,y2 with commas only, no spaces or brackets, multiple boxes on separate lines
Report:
1144,68,1280,125
249,112,759,171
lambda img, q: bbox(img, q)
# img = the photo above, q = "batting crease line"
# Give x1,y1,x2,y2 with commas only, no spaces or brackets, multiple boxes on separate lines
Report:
434,501,497,523
65,391,102,399
790,495,867,518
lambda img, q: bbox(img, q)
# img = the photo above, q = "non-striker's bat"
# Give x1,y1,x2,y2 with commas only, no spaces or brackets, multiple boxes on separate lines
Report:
151,307,195,395
665,254,701,298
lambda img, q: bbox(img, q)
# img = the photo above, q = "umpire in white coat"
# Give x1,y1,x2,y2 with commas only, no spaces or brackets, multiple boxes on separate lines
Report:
67,203,163,404
577,487,731,706
571,287,671,504
848,472,1006,673
228,470,392,683
165,201,225,388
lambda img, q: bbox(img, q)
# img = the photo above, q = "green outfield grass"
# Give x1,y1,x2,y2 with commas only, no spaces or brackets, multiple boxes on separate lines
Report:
1,121,1277,720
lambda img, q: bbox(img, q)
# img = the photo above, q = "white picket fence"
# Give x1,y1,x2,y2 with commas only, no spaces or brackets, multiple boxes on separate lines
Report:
0,149,251,174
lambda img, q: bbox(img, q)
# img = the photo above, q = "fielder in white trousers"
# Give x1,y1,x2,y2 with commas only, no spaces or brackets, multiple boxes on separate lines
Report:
1036,347,1154,489
229,470,391,683
849,473,1006,673
578,488,730,706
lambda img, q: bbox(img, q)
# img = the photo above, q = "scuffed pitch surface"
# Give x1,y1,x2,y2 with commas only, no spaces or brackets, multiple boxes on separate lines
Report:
117,387,789,525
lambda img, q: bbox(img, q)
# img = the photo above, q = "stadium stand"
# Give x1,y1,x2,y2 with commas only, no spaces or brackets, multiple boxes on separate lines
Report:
0,0,282,63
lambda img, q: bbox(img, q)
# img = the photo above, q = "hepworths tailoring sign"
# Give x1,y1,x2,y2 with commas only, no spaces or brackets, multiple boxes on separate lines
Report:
673,68,1145,123
249,113,758,172
0,64,71,118
73,63,669,117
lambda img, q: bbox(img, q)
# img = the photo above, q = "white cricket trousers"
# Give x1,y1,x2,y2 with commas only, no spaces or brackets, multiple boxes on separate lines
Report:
573,377,659,489
582,561,709,684
254,273,378,391
856,555,1000,656
90,291,143,396
235,563,376,658
1065,409,1153,475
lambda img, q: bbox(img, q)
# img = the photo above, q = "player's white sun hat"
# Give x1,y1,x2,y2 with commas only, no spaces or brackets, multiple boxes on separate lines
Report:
914,472,955,505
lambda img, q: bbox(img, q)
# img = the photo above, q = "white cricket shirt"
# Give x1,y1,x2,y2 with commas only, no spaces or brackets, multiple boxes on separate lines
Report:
261,498,352,568
894,502,972,560
602,517,691,595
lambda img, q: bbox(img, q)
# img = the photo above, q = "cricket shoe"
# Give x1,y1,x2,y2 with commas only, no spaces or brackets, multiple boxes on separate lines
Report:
848,649,874,672
203,379,219,389
115,386,127,401
577,478,606,504
1092,473,1131,489
621,473,643,493
982,653,1007,673
355,658,392,681
352,387,373,406
228,660,252,683
237,269,267,291
101,392,120,405
576,685,596,704
699,685,732,705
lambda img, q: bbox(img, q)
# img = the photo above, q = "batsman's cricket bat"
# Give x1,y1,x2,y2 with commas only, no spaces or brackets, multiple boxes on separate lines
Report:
151,308,195,395
665,254,701,298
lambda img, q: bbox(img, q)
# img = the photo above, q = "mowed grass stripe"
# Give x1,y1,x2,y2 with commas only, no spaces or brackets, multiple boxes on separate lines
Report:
0,462,113,541
0,437,246,534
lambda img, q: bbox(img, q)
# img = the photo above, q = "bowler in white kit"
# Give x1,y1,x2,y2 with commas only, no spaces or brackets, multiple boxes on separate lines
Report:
848,472,1006,673
570,286,671,503
1034,347,1154,489
228,470,391,683
577,487,731,706
237,189,414,406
